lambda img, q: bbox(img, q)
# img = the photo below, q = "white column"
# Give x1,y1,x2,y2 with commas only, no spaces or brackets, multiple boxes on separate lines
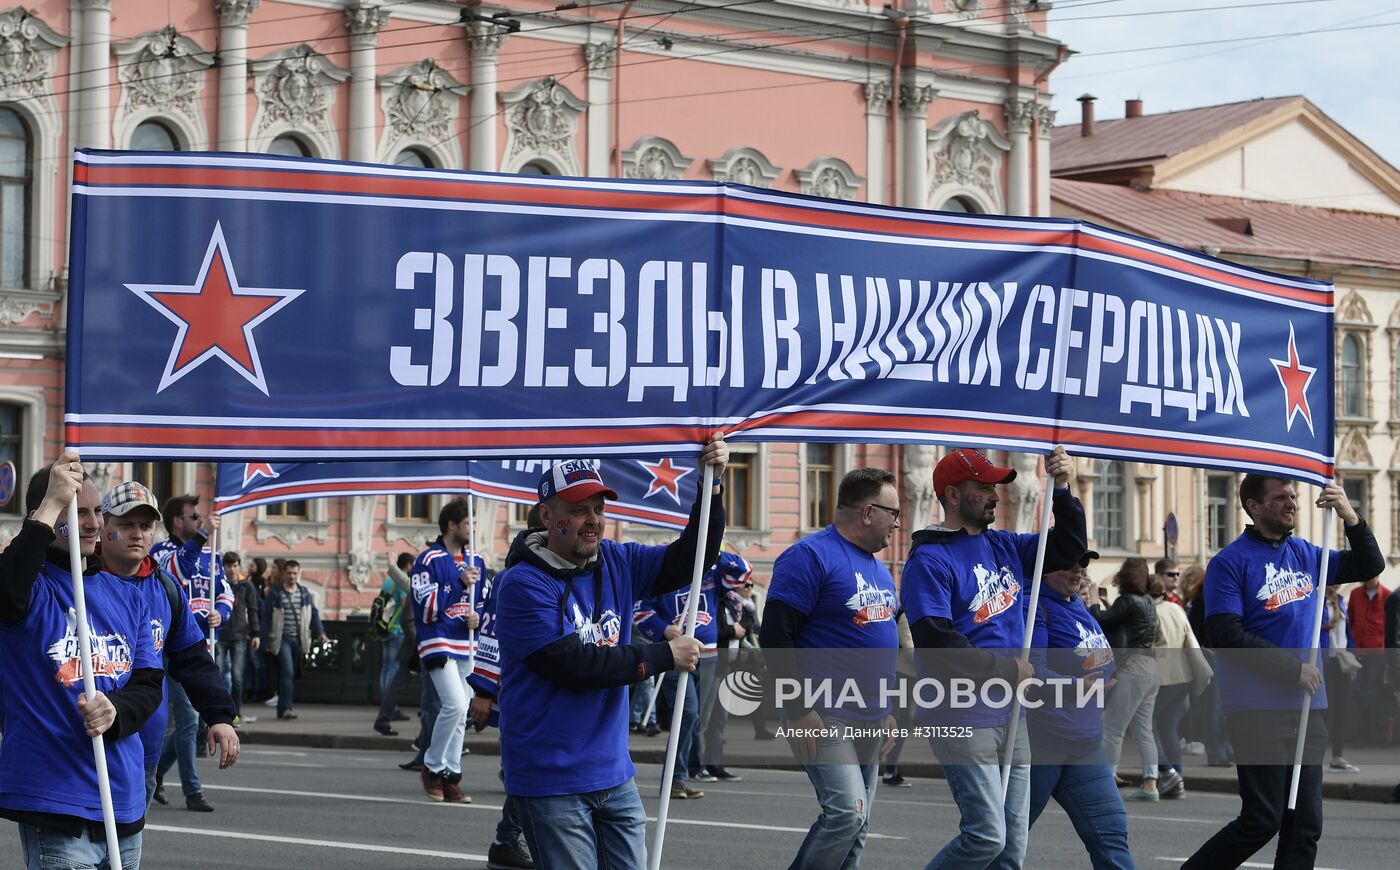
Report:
899,83,936,209
863,79,890,204
216,0,260,151
346,2,388,163
1035,103,1056,217
467,23,506,172
1005,98,1034,216
584,43,614,177
78,0,111,150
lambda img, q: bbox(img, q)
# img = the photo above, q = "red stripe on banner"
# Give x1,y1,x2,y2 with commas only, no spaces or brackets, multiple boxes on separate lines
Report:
65,422,710,448
75,162,1327,304
727,410,1333,478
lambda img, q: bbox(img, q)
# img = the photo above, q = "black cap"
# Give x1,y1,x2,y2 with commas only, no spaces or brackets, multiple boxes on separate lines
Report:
1044,548,1100,574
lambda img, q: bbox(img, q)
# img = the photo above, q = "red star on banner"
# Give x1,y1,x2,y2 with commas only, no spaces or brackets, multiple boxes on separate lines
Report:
638,457,693,505
1268,322,1317,435
242,463,280,488
126,223,303,395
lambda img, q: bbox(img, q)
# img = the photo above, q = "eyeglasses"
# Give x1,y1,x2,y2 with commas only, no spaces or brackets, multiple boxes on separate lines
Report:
866,503,902,522
1165,572,1180,578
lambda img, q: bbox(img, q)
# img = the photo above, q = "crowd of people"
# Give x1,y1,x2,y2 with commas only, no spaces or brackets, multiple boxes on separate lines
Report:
0,442,1395,869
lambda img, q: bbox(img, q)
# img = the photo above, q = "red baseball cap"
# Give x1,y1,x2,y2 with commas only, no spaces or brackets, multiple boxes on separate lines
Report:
932,448,1017,497
538,460,619,504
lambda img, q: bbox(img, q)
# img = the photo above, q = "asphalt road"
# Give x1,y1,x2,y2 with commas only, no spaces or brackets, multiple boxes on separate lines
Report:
1,747,1394,868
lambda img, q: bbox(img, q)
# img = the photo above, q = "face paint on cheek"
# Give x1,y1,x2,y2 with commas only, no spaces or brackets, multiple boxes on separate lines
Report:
557,522,571,535
55,522,69,538
108,531,122,542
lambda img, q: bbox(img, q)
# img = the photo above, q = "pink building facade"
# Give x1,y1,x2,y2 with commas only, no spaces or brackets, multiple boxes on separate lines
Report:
0,0,1062,614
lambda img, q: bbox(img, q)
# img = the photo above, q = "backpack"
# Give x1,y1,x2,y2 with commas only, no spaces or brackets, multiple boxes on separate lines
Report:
369,589,401,639
153,564,192,648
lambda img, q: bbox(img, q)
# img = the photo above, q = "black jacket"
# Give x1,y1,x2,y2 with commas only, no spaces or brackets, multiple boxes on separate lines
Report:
1091,592,1157,652
221,578,261,641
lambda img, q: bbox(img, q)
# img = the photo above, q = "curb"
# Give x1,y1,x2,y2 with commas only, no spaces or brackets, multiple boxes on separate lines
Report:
240,730,1399,804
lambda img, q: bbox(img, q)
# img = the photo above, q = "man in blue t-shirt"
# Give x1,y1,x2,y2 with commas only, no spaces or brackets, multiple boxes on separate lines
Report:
495,436,727,869
1184,475,1382,870
760,467,902,870
901,446,1083,870
0,455,165,869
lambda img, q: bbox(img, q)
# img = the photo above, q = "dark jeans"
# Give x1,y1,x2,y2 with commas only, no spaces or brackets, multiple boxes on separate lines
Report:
1193,671,1234,764
1323,656,1354,759
1029,747,1134,870
497,795,526,846
409,671,442,767
375,636,411,731
1183,710,1327,870
218,637,247,717
1154,683,1191,774
1353,652,1388,744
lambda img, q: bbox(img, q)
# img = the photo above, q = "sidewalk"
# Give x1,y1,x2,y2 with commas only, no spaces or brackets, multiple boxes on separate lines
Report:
236,703,1400,803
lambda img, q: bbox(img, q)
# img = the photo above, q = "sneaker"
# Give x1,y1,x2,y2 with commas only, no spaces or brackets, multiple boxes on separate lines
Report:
1128,788,1159,802
1158,770,1184,795
241,714,258,724
421,769,445,802
487,839,536,870
669,782,704,800
712,767,743,782
1185,741,1206,756
152,781,168,806
277,710,298,720
263,695,278,707
1330,758,1361,773
185,792,214,812
882,774,912,788
1163,784,1187,799
399,759,424,772
645,723,660,737
441,780,472,804
374,722,398,736
692,768,718,783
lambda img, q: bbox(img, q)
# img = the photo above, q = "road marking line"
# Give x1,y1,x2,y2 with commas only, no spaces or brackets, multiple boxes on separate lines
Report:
240,749,310,757
233,759,324,768
1156,859,1349,869
146,825,486,862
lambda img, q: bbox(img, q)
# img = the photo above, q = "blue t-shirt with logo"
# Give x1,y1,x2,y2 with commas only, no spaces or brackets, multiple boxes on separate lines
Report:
1206,529,1337,714
0,560,160,825
496,538,667,798
123,564,207,768
902,527,1042,727
635,551,752,657
767,526,899,720
1029,588,1115,741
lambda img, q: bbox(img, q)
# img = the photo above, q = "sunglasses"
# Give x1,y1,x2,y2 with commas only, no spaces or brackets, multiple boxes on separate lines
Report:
1165,572,1180,578
741,582,754,589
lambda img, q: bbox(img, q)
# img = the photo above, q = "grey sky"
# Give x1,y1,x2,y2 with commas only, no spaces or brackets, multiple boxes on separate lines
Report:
1045,0,1400,171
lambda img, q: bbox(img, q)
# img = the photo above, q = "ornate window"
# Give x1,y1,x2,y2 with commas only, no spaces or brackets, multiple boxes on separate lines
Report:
377,59,466,169
500,79,586,176
927,110,1009,213
1092,460,1126,550
250,45,349,160
0,108,30,289
938,196,980,214
265,499,309,520
621,136,692,181
269,134,311,157
113,26,213,152
518,161,557,176
709,147,781,188
1336,430,1375,549
394,148,433,169
1341,334,1363,418
394,495,431,523
0,401,24,516
131,120,181,151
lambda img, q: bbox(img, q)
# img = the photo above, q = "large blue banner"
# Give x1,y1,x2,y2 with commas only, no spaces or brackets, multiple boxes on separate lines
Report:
214,458,697,530
66,151,1335,483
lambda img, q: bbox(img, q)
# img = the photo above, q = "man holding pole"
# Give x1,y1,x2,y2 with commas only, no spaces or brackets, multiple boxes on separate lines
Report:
901,446,1082,870
1183,476,1382,870
409,498,484,804
0,455,165,869
759,467,902,870
495,436,726,870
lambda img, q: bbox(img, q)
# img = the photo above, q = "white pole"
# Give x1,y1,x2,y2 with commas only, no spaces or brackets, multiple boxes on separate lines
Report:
1288,503,1334,810
65,497,124,870
466,490,478,677
641,674,661,727
208,520,219,655
648,461,716,870
1001,468,1056,799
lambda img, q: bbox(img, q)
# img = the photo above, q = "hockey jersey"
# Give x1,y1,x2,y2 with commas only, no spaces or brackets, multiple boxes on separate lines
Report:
410,537,486,665
151,537,233,639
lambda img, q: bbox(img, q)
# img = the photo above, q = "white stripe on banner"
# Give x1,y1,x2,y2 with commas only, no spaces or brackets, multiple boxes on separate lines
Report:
146,824,488,862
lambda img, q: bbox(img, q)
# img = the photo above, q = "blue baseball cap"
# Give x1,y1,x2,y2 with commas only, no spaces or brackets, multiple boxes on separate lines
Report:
538,461,619,503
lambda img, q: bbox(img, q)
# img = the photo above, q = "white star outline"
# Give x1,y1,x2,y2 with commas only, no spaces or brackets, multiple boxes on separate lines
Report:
1267,322,1318,436
125,222,305,395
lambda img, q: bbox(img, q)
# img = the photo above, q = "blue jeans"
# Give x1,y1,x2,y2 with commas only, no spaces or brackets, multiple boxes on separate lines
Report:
157,677,203,797
276,637,301,716
218,638,247,716
658,669,699,784
790,715,882,870
411,671,442,766
516,778,647,870
1154,683,1191,775
928,724,1030,870
379,634,404,706
1029,755,1134,869
630,676,657,728
18,823,141,870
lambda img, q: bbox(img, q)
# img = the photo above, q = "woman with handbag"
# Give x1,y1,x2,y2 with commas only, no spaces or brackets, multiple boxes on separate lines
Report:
1323,584,1363,773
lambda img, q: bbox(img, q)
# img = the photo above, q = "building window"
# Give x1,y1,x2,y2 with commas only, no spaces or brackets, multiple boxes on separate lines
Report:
1341,333,1364,418
265,499,309,520
394,495,431,523
1093,460,1125,550
724,446,755,529
1206,473,1234,552
131,120,180,152
519,161,556,176
0,402,23,516
1393,344,1400,421
939,196,980,213
130,462,175,510
394,148,433,168
269,134,311,157
0,107,30,289
1340,476,1369,549
805,443,836,529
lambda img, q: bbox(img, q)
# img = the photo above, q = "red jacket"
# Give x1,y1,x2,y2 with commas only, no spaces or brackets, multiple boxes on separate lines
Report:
1348,583,1390,649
